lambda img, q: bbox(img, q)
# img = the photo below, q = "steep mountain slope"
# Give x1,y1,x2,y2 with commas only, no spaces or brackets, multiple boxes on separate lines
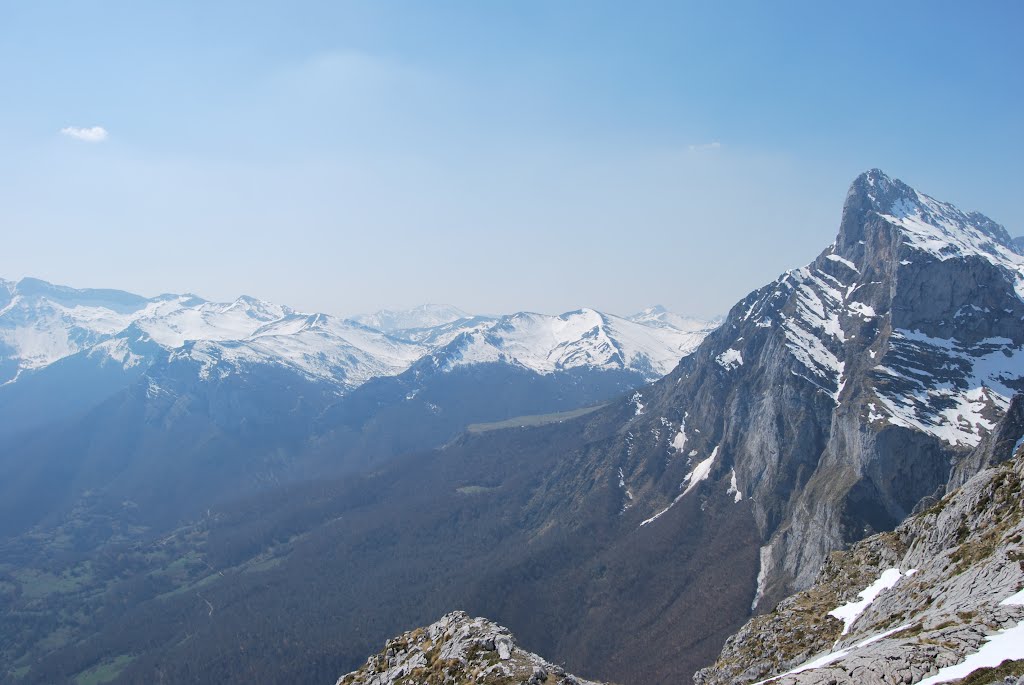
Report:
695,404,1024,684
335,612,606,685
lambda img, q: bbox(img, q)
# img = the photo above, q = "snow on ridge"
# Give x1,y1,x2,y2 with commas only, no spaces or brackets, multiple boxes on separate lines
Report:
915,621,1024,685
825,253,859,273
827,568,913,635
750,624,913,685
873,187,1024,299
871,328,1023,447
631,392,645,416
671,420,687,452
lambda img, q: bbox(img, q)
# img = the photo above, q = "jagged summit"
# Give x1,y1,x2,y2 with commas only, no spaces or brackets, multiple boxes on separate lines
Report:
841,169,1021,271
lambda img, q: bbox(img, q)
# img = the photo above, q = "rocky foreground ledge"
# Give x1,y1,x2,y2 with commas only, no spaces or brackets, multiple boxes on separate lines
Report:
335,611,606,685
696,440,1024,685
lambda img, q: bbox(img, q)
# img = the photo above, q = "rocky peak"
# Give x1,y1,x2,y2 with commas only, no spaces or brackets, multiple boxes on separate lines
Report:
335,611,605,685
839,169,1019,264
599,170,1024,620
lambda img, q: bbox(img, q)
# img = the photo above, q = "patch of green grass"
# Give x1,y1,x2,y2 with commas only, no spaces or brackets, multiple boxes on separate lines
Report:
243,555,285,574
151,571,219,602
456,485,500,495
9,665,30,680
37,626,74,651
74,654,135,685
12,565,94,599
466,404,604,433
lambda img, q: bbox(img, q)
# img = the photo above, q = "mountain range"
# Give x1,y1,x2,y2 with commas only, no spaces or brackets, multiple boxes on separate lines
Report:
1,169,1022,685
0,278,710,394
0,279,715,538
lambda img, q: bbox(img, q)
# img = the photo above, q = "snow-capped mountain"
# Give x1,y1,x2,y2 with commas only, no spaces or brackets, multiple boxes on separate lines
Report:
168,314,428,390
596,169,1024,610
1,279,712,393
419,308,715,379
628,304,724,333
351,304,472,333
0,279,293,385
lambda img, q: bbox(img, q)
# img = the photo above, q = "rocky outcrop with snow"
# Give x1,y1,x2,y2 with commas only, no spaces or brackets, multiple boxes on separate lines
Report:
694,419,1024,684
604,169,1024,615
335,611,605,685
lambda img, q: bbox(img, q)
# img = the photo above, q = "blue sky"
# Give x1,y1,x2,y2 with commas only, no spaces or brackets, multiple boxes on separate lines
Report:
1,1,1021,318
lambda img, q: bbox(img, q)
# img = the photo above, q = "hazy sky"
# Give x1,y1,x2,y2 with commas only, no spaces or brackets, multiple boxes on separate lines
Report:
2,1,1021,319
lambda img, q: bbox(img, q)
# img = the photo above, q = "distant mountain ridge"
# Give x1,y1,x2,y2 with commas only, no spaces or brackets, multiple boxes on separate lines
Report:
627,304,724,332
351,303,472,333
0,279,716,391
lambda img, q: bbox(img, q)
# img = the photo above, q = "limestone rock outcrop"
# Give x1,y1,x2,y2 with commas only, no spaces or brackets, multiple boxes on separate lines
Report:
335,611,606,685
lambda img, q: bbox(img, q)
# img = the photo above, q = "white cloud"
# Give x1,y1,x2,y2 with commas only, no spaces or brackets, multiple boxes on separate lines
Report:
688,141,721,152
60,126,108,142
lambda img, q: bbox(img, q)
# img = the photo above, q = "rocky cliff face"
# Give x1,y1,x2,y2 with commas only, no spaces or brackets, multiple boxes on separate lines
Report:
694,410,1024,684
335,611,605,685
602,169,1024,611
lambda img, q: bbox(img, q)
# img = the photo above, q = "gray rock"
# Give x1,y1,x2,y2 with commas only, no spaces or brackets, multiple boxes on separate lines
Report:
335,611,606,685
695,445,1024,684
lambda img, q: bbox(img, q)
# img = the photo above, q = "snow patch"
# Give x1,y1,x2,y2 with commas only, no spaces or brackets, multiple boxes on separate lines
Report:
682,446,718,496
827,568,912,635
639,446,719,528
631,392,645,416
848,301,876,318
825,254,859,272
716,348,743,371
916,621,1024,684
751,624,912,684
671,421,687,452
727,468,742,503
